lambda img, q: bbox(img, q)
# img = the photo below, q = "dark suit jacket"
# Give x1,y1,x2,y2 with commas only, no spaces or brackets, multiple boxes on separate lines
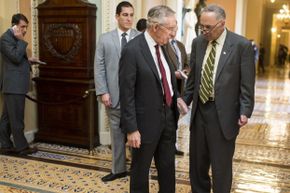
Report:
119,33,179,143
164,40,189,94
164,40,188,71
0,29,30,94
183,30,255,140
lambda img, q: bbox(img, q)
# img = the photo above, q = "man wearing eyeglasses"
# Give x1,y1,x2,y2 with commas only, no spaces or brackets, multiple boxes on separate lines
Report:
119,5,187,193
182,4,255,193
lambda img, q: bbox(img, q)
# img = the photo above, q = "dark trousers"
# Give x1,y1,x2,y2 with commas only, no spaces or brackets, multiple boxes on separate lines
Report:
130,105,176,193
0,94,28,151
190,101,236,193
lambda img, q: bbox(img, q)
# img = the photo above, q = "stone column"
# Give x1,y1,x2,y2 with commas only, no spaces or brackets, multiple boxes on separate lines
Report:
235,0,248,35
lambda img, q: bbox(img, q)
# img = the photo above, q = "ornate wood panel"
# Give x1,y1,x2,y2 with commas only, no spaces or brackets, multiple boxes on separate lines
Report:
34,0,99,148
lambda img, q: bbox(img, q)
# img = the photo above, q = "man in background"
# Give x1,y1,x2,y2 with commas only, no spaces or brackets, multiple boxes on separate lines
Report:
94,1,139,182
0,13,38,155
258,43,265,74
164,25,189,156
136,18,147,32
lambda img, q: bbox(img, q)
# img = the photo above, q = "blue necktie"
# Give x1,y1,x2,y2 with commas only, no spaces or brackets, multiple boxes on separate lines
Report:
171,40,181,70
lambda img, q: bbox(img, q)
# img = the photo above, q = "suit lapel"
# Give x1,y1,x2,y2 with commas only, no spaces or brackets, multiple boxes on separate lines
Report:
167,44,178,70
215,32,233,81
197,39,208,78
111,29,121,58
177,41,186,68
139,35,161,85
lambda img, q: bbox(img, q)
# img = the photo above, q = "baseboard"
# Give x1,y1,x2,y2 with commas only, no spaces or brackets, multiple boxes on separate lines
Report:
24,129,38,144
99,131,111,145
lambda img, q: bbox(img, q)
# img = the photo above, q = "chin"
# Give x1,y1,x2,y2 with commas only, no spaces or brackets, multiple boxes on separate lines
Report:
201,34,209,40
126,24,133,29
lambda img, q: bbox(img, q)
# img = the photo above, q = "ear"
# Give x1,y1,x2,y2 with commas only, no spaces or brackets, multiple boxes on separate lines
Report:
221,20,226,27
153,23,159,32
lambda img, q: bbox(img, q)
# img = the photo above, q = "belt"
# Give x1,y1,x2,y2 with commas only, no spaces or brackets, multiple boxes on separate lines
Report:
208,96,215,101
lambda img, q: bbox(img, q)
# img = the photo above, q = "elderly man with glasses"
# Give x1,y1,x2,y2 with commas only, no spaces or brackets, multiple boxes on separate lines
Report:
182,4,255,193
119,5,187,193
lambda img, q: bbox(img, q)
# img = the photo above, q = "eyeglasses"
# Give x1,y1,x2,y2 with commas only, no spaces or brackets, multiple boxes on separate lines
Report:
198,20,223,33
159,24,178,33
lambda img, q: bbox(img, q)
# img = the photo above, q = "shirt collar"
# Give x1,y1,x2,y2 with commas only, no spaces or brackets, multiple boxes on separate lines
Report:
212,28,227,45
117,28,131,38
144,31,157,47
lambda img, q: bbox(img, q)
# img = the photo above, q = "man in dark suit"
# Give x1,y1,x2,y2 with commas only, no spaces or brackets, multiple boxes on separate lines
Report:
119,5,187,193
0,13,38,155
182,4,255,193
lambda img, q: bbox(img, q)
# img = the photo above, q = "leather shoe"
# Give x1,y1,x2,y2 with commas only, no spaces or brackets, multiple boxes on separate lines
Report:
0,147,14,155
101,172,127,182
16,147,38,155
175,149,184,156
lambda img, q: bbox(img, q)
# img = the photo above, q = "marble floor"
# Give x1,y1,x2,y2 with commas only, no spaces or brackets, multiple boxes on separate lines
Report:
0,66,289,193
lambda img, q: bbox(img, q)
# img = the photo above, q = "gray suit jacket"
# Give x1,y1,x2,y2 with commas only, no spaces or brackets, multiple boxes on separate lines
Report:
0,29,30,94
183,30,255,140
94,28,140,108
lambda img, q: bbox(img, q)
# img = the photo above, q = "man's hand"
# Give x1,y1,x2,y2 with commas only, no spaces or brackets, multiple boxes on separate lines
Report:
175,71,182,79
175,70,188,79
12,25,24,40
238,115,248,127
101,93,112,107
177,97,189,115
127,130,141,148
28,57,39,64
29,57,47,65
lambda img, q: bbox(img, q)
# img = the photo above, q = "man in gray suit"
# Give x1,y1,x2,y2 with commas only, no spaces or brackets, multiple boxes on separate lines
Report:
182,5,255,193
94,1,139,182
0,13,38,155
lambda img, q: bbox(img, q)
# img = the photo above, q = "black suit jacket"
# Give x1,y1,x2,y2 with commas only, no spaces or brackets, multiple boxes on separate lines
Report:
183,30,255,140
119,33,179,143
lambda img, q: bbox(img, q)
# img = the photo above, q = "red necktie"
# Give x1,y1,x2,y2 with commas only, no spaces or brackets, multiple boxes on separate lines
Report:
155,44,172,107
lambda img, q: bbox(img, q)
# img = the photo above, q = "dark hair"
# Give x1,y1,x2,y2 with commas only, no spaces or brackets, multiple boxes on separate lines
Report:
136,18,147,32
11,13,29,26
116,1,133,15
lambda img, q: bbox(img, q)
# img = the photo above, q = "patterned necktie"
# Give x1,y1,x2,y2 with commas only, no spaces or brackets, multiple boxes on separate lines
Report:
155,44,172,107
199,41,217,104
121,32,127,50
171,40,181,70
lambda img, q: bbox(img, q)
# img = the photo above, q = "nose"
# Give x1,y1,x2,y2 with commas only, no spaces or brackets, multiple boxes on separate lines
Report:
127,15,133,21
169,31,176,38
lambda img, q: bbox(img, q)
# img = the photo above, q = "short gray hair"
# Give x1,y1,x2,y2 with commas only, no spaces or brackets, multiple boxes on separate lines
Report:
201,4,226,20
147,5,175,28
